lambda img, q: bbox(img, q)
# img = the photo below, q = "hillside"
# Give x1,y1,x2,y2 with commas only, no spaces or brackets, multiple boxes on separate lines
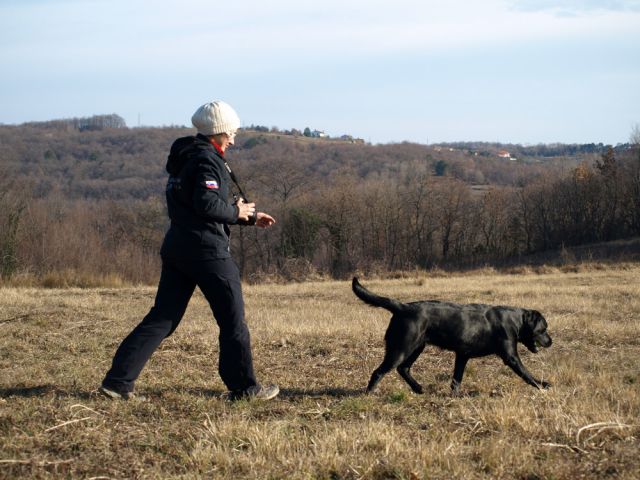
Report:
0,120,609,201
1,118,639,284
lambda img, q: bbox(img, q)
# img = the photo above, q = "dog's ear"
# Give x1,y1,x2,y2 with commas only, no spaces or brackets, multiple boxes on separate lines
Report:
524,309,545,330
522,309,537,330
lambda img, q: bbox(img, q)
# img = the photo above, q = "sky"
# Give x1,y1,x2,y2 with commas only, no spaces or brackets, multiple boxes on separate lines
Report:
1,0,639,145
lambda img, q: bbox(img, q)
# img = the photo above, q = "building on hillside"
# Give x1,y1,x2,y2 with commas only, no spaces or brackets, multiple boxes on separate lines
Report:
339,134,365,144
497,150,515,160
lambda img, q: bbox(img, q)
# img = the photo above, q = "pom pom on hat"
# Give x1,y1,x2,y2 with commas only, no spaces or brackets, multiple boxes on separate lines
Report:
191,101,240,136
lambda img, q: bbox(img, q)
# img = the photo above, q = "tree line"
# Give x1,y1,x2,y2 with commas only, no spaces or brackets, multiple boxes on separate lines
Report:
437,141,634,159
0,123,638,285
21,114,127,132
230,146,640,280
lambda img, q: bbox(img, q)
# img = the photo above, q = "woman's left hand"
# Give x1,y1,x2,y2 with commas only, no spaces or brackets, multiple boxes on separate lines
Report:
255,212,276,228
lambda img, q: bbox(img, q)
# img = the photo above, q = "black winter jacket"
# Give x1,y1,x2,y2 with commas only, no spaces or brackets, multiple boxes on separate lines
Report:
160,134,242,260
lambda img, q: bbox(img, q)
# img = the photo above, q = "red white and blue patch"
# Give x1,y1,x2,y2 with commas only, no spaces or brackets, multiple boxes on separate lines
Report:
205,180,219,190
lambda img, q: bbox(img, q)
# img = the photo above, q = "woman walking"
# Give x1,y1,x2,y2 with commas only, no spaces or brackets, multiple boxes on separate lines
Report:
99,101,279,401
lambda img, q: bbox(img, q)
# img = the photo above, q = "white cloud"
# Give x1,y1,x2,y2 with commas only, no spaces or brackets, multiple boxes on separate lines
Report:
3,0,639,69
509,0,640,14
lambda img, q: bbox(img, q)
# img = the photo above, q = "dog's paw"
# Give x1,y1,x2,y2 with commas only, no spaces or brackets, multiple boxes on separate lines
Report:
450,380,461,394
539,381,551,389
412,385,424,395
450,388,464,398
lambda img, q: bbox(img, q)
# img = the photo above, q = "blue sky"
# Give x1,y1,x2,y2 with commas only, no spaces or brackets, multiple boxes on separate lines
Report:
1,0,639,144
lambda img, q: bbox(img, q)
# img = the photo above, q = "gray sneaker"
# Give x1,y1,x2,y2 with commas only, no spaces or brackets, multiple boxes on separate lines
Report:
98,385,146,401
228,384,280,401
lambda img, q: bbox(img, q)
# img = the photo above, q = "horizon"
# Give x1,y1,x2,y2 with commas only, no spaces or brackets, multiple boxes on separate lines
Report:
2,113,635,148
1,0,639,146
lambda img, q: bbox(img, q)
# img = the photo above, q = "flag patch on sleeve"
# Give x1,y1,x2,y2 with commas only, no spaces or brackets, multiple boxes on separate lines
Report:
205,180,219,189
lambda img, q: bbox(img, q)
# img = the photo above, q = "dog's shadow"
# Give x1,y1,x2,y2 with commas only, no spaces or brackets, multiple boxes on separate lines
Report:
280,387,363,399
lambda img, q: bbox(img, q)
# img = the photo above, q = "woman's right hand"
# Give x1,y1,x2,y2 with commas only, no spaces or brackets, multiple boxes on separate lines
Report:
236,198,256,221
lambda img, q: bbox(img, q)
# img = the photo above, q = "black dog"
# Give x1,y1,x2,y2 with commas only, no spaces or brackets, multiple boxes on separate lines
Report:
352,277,552,394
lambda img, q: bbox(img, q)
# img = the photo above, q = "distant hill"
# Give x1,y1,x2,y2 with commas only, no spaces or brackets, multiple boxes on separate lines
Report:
0,119,615,201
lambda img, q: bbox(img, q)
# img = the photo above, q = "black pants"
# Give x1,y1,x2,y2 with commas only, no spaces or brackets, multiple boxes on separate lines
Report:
102,256,258,393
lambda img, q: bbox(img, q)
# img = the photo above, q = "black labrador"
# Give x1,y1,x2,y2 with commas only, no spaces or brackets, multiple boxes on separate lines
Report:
352,277,552,394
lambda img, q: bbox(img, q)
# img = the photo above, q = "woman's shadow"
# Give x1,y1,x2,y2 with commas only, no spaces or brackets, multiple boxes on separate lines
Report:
0,384,363,401
187,386,363,399
0,384,94,400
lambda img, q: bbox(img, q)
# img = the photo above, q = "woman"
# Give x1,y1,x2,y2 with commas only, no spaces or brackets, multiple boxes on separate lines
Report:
100,101,279,401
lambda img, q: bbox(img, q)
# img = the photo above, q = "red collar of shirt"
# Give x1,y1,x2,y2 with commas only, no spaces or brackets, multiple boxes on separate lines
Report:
209,139,225,156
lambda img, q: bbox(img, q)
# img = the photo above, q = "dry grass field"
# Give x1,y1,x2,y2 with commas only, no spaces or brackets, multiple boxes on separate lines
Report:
1,264,639,479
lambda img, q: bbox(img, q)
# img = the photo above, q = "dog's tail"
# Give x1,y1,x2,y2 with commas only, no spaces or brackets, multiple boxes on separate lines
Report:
352,277,412,314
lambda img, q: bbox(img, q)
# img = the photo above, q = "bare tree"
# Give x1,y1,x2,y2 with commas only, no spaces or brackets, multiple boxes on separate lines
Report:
402,174,439,267
630,123,640,145
434,179,471,260
478,188,514,258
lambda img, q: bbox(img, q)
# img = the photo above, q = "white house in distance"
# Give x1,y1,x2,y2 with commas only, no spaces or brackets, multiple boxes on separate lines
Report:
497,149,516,161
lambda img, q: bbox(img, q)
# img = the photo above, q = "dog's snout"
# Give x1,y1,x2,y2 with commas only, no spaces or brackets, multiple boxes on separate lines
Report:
539,333,552,347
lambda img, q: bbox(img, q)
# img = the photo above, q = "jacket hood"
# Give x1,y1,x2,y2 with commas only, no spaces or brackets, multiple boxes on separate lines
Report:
166,135,211,176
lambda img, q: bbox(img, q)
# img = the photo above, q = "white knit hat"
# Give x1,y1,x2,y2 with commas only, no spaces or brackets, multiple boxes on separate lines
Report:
191,101,240,136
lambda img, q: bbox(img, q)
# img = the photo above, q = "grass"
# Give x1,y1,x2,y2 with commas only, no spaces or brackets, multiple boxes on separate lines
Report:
1,264,639,479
